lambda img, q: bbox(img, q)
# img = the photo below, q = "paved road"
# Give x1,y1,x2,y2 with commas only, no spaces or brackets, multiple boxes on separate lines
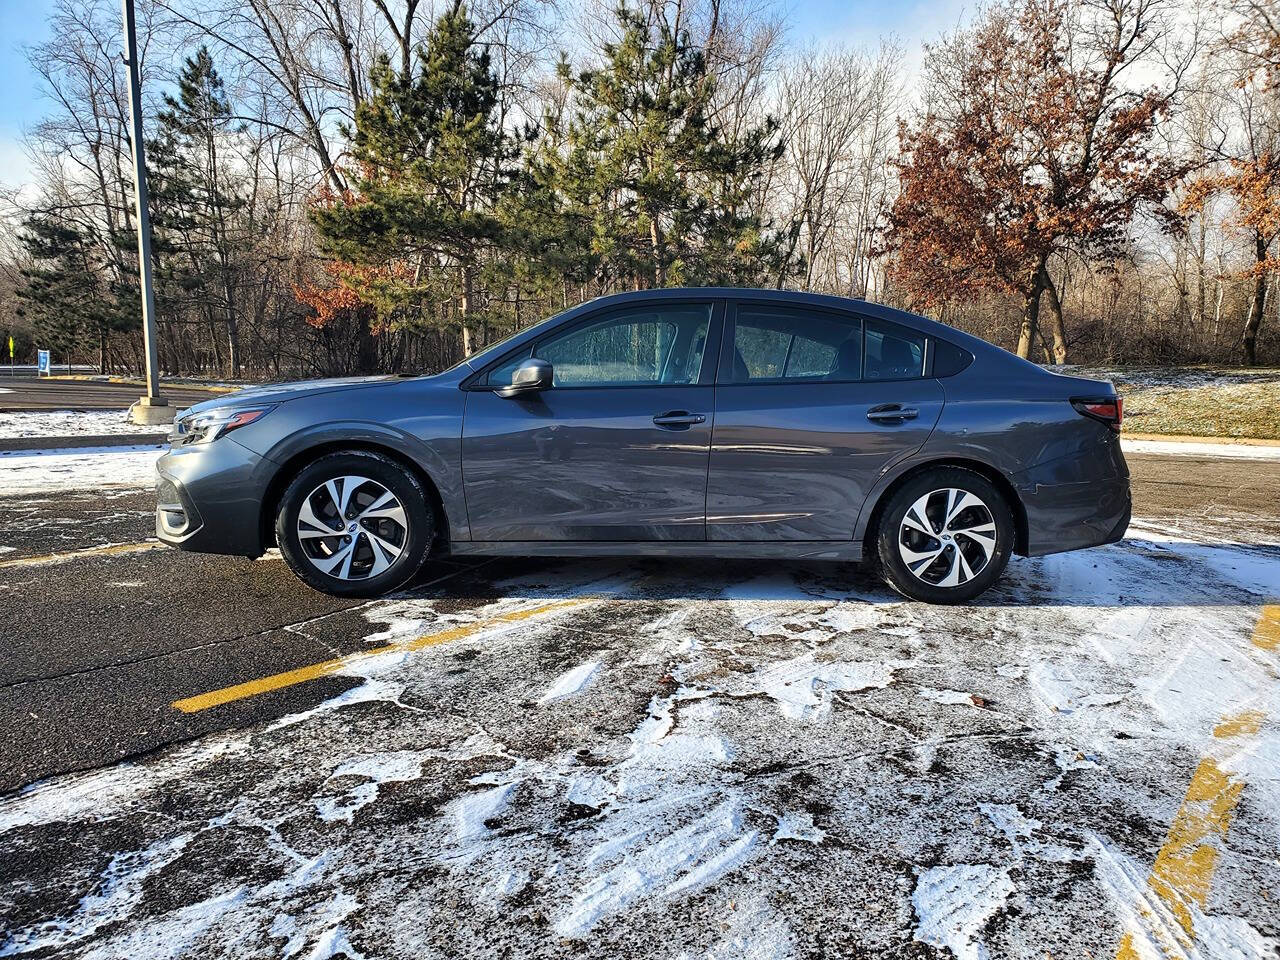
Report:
0,376,227,411
0,452,1275,793
0,450,1276,958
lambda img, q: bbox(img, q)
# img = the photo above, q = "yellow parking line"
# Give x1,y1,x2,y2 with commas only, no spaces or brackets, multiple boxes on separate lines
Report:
172,598,590,713
0,541,163,570
1115,604,1277,958
1253,606,1279,651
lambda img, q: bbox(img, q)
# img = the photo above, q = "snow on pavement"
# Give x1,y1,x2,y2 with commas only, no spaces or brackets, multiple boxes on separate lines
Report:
0,444,163,493
1,525,1277,958
0,410,166,440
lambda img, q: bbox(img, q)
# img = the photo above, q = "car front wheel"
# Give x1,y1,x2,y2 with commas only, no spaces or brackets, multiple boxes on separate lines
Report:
876,467,1014,605
276,450,434,597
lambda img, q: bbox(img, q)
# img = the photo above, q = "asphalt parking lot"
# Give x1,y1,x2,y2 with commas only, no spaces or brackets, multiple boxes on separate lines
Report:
0,441,1277,958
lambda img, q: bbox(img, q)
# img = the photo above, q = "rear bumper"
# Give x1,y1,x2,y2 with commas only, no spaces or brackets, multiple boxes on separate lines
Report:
1012,435,1130,557
155,437,271,557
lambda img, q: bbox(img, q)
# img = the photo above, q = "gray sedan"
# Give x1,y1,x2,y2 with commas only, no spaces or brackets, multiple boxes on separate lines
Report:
155,288,1130,604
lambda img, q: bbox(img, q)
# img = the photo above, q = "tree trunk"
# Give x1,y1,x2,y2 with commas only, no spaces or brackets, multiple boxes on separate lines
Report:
460,265,475,357
649,216,666,288
99,327,107,375
1040,264,1069,364
1244,231,1267,366
1015,263,1048,360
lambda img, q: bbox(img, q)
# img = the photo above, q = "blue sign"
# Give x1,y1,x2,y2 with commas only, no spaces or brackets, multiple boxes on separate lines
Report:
37,349,50,375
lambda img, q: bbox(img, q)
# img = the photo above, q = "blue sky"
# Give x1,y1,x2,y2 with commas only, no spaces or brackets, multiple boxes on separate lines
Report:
0,0,967,192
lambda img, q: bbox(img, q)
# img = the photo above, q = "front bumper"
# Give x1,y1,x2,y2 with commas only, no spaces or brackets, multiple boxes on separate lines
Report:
155,436,273,557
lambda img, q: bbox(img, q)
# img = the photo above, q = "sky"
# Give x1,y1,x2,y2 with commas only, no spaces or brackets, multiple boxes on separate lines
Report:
0,0,969,195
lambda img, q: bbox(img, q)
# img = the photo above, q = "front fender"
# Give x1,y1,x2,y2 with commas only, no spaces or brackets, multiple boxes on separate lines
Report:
251,418,469,544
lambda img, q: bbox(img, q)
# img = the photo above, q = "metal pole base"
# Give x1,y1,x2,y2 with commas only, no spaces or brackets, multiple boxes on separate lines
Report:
129,396,177,426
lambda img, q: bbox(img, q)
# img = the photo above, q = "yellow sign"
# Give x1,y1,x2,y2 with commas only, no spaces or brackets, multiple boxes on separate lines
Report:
6,336,11,359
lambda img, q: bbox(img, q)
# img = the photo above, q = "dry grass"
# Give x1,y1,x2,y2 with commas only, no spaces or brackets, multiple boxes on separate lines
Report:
1059,366,1280,440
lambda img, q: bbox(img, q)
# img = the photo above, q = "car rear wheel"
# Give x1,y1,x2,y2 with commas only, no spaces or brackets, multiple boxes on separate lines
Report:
876,467,1013,605
276,450,434,597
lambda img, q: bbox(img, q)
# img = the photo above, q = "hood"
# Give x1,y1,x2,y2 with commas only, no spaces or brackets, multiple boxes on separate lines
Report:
177,375,408,419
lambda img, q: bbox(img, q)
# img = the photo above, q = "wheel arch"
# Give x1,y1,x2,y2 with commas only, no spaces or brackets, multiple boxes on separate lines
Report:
858,456,1029,560
259,440,452,554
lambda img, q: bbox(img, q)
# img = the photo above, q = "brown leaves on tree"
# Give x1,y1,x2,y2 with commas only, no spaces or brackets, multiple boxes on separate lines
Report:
886,0,1179,360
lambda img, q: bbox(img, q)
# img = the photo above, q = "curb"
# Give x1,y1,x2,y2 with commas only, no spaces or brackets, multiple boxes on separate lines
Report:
45,375,238,394
1123,431,1280,448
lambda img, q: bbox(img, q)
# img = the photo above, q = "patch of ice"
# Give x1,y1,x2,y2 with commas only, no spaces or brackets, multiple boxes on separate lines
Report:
539,660,600,703
911,864,1015,960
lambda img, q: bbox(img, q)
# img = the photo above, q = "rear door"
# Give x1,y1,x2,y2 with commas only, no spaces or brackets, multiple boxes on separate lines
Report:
462,300,722,542
706,301,944,541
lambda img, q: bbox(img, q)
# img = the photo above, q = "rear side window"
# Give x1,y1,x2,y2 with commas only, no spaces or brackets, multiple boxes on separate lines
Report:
729,306,862,383
864,320,925,381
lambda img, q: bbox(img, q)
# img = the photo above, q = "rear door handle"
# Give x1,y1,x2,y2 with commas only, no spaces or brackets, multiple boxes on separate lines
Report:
652,411,706,427
866,404,919,423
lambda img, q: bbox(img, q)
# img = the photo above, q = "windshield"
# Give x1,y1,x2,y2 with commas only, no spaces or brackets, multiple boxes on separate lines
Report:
443,306,576,374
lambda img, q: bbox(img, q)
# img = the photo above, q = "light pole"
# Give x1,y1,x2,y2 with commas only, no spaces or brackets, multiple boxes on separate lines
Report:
121,0,174,425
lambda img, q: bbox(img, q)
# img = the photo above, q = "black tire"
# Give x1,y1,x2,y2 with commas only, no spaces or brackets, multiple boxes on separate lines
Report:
875,467,1014,605
275,450,434,598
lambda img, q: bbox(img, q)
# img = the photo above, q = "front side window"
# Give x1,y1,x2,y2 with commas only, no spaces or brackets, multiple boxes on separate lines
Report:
530,304,712,388
729,306,863,383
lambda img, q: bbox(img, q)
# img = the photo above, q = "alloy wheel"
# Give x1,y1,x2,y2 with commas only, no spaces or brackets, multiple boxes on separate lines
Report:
897,487,997,588
296,475,408,580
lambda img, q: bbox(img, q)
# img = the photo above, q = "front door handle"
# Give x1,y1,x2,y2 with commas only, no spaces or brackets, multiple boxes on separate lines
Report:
652,411,706,427
866,404,919,423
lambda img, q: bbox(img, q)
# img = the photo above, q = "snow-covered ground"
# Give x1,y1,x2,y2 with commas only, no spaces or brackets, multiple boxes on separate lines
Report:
0,410,167,440
1122,437,1280,459
0,445,163,494
1,523,1276,958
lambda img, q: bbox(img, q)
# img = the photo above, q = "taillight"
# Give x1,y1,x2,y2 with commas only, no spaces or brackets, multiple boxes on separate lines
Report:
1071,397,1122,433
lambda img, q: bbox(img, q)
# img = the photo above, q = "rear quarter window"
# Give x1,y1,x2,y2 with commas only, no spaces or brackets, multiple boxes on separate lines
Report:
931,338,974,378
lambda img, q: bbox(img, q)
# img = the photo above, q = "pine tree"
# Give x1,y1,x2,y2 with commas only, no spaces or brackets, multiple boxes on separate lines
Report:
311,4,514,355
551,4,781,289
147,47,246,376
18,214,133,371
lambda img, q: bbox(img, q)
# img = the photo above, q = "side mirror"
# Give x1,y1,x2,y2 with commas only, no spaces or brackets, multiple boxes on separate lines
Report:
496,357,553,398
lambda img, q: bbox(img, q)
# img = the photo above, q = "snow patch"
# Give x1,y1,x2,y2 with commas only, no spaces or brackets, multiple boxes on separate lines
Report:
741,654,898,719
539,660,600,703
912,864,1015,960
0,410,165,439
315,751,427,823
0,445,163,493
1122,437,1280,460
772,811,825,845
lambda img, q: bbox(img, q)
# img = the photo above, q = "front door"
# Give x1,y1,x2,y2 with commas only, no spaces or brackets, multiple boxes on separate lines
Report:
707,302,944,541
462,301,721,542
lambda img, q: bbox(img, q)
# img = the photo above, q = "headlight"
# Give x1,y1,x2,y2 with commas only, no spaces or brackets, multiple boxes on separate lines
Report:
178,406,274,444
